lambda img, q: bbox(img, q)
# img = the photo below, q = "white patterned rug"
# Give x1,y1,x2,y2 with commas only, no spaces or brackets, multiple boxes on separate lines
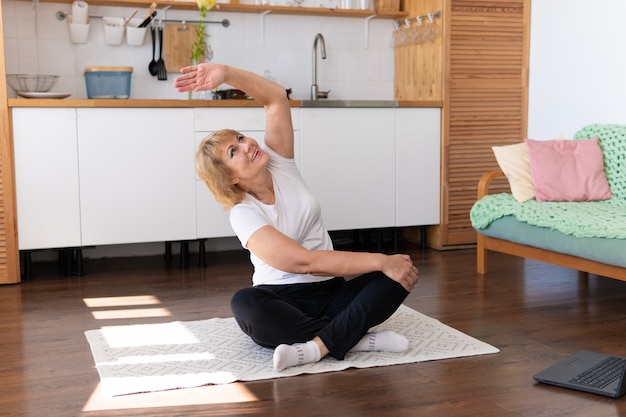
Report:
85,305,499,396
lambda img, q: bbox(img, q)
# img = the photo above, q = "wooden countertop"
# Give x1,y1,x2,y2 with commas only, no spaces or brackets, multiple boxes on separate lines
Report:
8,98,443,108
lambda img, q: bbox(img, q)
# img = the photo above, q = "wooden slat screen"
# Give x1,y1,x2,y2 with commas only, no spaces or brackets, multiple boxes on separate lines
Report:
440,0,529,245
395,0,444,101
0,0,21,284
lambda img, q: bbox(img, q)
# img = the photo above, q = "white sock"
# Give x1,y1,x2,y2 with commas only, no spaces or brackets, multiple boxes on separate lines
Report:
350,330,409,353
273,340,321,372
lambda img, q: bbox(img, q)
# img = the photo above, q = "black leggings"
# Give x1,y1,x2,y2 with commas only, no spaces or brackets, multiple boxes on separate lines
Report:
230,272,409,360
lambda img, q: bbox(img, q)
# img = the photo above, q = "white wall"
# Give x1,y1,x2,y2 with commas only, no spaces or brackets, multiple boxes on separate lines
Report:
528,0,626,138
2,0,396,100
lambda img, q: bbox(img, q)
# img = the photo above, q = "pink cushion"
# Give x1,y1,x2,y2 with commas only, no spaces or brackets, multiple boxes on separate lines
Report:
526,137,613,202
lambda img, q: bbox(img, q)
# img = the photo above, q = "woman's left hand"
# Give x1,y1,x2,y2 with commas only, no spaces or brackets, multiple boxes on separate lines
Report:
173,62,227,92
380,254,419,292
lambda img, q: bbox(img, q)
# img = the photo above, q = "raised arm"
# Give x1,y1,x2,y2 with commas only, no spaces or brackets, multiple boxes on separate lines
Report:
174,63,294,158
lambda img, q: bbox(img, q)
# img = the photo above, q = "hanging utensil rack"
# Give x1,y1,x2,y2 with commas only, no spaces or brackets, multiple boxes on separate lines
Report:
56,10,230,27
393,10,441,27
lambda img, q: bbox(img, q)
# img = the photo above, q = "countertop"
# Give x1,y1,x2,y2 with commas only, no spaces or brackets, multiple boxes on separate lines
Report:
7,98,443,108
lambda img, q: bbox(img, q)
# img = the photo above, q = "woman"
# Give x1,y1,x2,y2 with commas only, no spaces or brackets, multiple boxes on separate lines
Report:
174,63,418,372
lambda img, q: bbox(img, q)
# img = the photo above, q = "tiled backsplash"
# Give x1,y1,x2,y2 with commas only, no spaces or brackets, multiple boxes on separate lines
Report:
2,0,396,100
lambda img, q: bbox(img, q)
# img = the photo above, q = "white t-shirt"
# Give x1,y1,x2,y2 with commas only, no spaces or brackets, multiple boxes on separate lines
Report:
230,146,334,286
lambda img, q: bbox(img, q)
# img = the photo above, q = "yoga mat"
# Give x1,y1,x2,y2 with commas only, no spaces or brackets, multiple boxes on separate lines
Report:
85,305,499,396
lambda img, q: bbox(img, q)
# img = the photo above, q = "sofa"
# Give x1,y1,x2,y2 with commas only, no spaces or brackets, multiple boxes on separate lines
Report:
470,124,626,282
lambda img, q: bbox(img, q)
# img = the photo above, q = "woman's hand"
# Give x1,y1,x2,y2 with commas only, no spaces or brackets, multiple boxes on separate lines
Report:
173,62,227,93
174,62,294,159
380,254,419,292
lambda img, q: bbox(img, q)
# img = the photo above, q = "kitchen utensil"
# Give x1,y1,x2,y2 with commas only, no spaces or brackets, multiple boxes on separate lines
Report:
163,23,200,73
138,10,157,28
7,74,59,93
142,2,157,20
123,10,138,27
139,3,157,28
156,26,167,80
149,26,158,76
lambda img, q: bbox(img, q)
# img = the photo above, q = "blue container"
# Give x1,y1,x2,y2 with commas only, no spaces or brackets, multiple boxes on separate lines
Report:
84,66,133,99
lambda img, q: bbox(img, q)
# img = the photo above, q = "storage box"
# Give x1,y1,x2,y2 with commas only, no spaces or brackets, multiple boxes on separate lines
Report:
84,66,133,99
375,0,400,12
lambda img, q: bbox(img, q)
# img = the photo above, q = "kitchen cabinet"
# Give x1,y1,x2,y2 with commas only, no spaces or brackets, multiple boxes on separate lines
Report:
195,181,233,239
300,108,397,231
12,108,81,250
395,107,440,227
193,107,301,239
77,108,196,245
10,105,438,256
301,106,441,231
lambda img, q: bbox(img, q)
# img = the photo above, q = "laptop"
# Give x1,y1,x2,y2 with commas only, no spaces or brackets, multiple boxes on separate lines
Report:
533,350,626,398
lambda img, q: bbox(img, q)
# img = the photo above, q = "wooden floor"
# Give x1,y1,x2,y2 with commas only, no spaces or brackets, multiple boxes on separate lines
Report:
2,243,626,417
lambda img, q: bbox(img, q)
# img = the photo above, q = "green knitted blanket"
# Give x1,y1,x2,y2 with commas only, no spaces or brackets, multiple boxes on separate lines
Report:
470,193,626,239
574,124,626,201
471,124,626,239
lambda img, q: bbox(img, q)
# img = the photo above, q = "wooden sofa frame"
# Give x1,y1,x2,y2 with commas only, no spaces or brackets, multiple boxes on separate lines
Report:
476,170,626,282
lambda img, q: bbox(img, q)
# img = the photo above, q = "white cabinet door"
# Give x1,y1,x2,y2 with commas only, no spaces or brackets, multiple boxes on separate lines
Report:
300,108,396,231
396,108,441,226
196,182,234,239
12,108,81,250
194,108,300,239
195,130,235,239
194,107,301,131
77,108,196,245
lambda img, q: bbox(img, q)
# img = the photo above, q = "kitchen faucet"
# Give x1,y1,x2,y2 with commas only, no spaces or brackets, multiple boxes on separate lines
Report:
311,33,330,100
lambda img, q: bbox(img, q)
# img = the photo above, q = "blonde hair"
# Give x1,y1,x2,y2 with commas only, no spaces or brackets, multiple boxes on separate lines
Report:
195,129,246,209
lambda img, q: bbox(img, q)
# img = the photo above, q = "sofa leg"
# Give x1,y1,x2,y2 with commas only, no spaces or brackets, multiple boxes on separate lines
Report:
477,233,488,274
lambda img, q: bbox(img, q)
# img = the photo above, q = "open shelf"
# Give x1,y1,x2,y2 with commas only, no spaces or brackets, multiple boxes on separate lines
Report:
39,0,407,19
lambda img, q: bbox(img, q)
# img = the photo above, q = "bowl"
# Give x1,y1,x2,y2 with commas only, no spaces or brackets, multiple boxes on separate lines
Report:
6,74,59,93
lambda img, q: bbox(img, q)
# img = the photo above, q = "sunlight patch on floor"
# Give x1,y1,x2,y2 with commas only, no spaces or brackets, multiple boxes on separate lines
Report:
84,295,173,319
82,382,259,412
91,308,172,319
83,295,162,308
98,320,198,347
